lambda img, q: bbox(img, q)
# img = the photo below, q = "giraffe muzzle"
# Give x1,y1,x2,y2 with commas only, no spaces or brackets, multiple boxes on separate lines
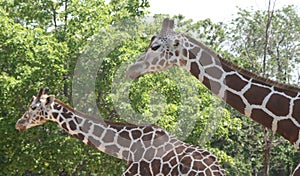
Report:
126,62,145,80
15,119,27,132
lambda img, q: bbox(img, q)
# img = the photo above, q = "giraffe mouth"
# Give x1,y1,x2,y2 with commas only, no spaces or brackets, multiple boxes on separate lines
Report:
126,62,145,80
16,125,27,132
15,119,28,132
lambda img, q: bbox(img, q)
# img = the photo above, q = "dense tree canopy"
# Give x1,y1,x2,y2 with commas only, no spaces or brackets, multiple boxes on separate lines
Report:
0,0,299,175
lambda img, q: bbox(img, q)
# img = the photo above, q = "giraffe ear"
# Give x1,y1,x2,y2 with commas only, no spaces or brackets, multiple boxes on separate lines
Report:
45,95,55,107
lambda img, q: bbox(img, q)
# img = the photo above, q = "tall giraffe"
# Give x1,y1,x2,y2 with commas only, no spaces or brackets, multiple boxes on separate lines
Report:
126,18,300,175
16,88,225,176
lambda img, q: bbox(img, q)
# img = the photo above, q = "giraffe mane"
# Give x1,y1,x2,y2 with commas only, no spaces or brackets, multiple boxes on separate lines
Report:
184,35,300,93
54,99,141,128
218,56,300,92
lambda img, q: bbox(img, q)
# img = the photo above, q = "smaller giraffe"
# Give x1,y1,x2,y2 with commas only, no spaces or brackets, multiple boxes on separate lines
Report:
16,88,225,176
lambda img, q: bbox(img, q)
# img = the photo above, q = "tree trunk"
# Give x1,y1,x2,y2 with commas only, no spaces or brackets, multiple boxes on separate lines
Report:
263,1,275,175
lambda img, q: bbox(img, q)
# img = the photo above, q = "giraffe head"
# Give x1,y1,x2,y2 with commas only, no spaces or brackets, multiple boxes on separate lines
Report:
16,88,55,131
126,18,188,80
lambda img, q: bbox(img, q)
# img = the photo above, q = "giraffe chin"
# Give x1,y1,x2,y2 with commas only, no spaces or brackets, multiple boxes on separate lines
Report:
125,69,144,80
16,125,27,132
15,120,28,132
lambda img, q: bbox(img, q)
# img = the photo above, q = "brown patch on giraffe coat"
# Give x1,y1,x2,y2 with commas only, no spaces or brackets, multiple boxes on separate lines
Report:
224,90,246,114
88,136,100,148
250,109,273,129
93,125,104,136
175,50,180,57
61,122,68,131
292,99,300,124
62,107,71,117
69,120,77,131
162,163,172,175
277,119,298,144
153,130,168,147
224,74,248,92
244,84,271,105
163,150,175,161
81,120,92,133
142,133,154,142
190,47,201,57
144,147,155,161
202,77,221,95
128,163,138,175
151,57,158,65
266,93,290,116
169,157,177,166
52,112,58,119
201,151,211,157
188,50,196,59
131,129,142,139
185,147,196,153
119,130,130,140
204,157,213,166
74,116,83,124
180,156,193,174
188,171,198,176
191,160,206,171
175,145,185,154
156,146,166,157
199,51,213,66
205,169,213,176
180,58,187,66
102,129,115,143
105,144,120,157
133,143,145,162
205,66,223,79
140,161,152,175
62,111,73,119
151,159,162,175
122,150,129,159
170,164,179,175
164,143,174,151
143,125,154,133
117,136,131,148
190,62,200,78
59,116,64,123
182,48,188,58
158,59,165,66
73,133,84,141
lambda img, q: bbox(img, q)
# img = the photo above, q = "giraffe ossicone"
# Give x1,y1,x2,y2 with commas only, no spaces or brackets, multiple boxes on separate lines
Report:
16,88,225,176
126,18,300,175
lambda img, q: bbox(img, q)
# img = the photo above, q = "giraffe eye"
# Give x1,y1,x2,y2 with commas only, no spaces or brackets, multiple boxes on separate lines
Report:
151,44,161,51
31,106,37,110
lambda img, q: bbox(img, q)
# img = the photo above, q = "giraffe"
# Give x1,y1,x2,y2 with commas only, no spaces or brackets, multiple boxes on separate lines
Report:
125,18,300,175
16,88,225,176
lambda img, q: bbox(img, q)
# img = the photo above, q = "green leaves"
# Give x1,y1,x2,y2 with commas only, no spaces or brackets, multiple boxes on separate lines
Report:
227,5,300,84
1,1,300,175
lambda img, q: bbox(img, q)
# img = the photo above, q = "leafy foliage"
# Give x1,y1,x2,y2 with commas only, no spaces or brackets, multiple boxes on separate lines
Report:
1,1,300,175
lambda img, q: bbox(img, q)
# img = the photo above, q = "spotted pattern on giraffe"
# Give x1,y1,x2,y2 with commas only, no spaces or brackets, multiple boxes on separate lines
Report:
125,18,300,175
16,88,225,176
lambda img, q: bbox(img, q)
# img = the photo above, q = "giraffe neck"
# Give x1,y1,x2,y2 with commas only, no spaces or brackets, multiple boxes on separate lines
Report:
48,99,163,161
181,35,300,148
